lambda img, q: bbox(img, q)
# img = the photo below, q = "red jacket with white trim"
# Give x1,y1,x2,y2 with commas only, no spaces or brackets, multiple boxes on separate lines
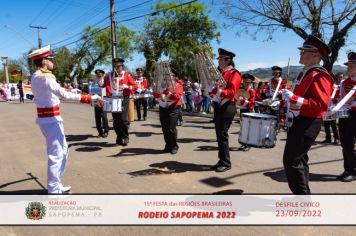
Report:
102,71,137,97
289,67,333,118
339,77,356,111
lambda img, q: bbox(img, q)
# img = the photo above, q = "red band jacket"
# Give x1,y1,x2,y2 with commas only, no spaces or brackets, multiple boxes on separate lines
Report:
240,87,256,110
210,66,241,103
339,77,356,111
153,79,183,107
102,71,137,97
289,66,333,118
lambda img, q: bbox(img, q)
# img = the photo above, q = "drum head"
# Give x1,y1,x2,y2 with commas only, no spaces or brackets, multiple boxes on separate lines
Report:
242,112,277,119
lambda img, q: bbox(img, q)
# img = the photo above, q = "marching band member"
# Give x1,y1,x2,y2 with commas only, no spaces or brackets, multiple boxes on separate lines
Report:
134,67,149,121
210,48,241,172
321,72,341,144
102,58,137,146
239,73,256,115
280,35,333,194
29,45,100,194
91,69,109,138
337,52,356,182
266,66,287,98
153,67,183,155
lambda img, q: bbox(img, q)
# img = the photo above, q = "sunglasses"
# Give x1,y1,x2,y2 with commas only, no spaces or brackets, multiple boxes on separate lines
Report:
217,56,230,61
136,70,143,72
300,49,318,54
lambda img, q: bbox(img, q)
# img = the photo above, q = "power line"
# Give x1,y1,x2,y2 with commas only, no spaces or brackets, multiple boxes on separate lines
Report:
52,16,110,45
51,0,155,47
53,0,197,49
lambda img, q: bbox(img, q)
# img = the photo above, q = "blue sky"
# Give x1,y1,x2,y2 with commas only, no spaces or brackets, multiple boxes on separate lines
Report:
0,0,353,73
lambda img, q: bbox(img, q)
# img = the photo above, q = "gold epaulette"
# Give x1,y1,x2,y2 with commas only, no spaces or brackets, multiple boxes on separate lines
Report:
37,69,56,80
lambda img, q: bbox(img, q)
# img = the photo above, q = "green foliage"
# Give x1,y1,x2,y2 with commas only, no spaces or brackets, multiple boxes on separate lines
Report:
52,47,74,83
138,1,220,81
51,25,137,84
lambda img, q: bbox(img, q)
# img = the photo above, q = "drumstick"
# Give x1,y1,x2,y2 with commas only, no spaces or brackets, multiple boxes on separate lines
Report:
272,78,282,101
330,85,338,99
332,85,356,112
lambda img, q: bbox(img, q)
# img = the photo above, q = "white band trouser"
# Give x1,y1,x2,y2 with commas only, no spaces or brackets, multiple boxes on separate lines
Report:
38,121,68,194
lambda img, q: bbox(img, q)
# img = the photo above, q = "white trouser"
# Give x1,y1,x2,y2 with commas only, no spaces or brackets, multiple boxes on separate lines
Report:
38,121,69,194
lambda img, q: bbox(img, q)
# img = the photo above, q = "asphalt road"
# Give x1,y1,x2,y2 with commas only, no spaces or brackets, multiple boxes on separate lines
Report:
0,100,355,235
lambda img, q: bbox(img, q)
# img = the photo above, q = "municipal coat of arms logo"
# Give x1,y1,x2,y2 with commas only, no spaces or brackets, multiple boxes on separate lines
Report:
25,202,46,220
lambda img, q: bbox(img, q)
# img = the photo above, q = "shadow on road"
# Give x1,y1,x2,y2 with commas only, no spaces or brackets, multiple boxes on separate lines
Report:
0,173,47,194
69,141,116,148
150,161,212,173
108,148,163,157
200,158,343,188
178,138,215,143
183,120,213,124
195,145,240,152
264,169,339,182
66,134,93,142
182,125,215,130
213,189,244,195
0,189,48,194
129,131,162,137
126,161,212,177
126,168,174,177
141,124,162,129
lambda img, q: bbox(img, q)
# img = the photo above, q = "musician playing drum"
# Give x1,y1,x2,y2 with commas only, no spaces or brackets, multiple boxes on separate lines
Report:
266,66,287,98
280,35,333,194
134,68,149,121
91,69,109,138
239,73,256,115
153,67,183,155
336,52,356,182
210,48,242,172
102,58,137,146
320,72,341,144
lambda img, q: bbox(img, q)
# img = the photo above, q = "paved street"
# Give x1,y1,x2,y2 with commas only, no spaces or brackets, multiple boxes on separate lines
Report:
1,101,355,235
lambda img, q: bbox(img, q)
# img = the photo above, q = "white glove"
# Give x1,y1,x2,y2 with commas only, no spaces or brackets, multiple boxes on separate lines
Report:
270,100,280,110
281,89,294,100
216,89,222,97
71,88,82,94
121,84,129,89
271,100,280,108
91,94,101,101
137,88,142,93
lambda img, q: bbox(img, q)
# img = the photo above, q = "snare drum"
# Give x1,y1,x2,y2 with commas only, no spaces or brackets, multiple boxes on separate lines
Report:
239,113,278,148
323,109,336,121
102,96,123,113
335,108,350,119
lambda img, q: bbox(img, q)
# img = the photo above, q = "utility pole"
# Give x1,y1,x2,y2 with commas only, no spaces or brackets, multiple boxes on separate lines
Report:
29,25,47,48
110,0,117,72
1,57,9,85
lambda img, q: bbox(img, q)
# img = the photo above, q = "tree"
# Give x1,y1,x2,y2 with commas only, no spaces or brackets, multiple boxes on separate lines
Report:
0,59,28,83
52,47,74,83
217,0,356,70
53,25,136,84
138,1,220,80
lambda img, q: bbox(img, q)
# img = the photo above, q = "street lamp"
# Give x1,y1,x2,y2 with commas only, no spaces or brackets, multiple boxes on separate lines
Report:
1,56,9,85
